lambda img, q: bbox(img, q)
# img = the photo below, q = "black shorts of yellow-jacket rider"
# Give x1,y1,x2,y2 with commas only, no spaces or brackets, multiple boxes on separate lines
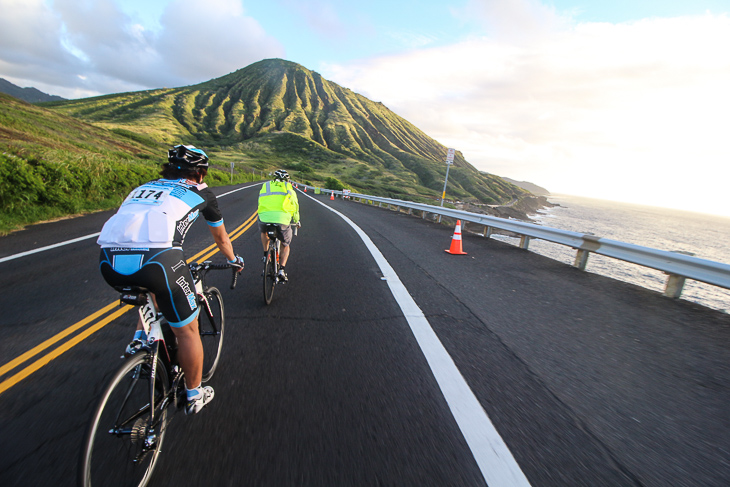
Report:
258,221,293,246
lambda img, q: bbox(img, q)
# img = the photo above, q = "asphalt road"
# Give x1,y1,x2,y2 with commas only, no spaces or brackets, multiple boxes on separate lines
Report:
1,183,729,486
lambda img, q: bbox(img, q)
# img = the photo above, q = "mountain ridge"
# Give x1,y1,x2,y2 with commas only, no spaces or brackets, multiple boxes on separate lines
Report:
0,78,66,103
501,177,550,196
44,58,528,205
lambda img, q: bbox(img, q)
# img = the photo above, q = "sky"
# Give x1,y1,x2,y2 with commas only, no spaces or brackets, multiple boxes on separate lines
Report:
1,0,730,216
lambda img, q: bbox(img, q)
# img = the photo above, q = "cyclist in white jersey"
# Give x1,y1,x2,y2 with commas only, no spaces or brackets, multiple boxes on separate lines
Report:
98,145,243,415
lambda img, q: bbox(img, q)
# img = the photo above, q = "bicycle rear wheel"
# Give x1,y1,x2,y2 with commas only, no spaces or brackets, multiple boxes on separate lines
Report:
79,351,169,487
199,286,225,382
263,247,276,305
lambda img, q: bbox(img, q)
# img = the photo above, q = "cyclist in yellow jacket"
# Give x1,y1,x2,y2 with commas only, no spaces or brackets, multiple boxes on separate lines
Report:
258,169,300,281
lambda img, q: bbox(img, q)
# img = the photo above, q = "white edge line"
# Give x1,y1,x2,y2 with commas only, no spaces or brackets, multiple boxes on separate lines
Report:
0,233,101,263
301,190,532,487
1,182,263,264
216,182,261,198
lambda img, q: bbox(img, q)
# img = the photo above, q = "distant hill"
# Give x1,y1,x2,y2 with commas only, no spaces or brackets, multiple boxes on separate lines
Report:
43,58,528,205
0,78,66,103
501,177,550,196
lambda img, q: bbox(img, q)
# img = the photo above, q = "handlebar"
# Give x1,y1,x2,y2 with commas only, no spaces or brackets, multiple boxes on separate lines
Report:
189,261,240,290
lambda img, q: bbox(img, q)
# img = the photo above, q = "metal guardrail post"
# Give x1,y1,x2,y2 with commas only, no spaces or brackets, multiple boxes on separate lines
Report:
665,274,686,299
574,249,590,270
519,236,531,250
574,235,600,271
484,226,492,238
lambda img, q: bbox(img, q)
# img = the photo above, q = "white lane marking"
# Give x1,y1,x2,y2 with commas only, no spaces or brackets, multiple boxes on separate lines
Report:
0,183,262,263
302,191,532,487
0,233,101,263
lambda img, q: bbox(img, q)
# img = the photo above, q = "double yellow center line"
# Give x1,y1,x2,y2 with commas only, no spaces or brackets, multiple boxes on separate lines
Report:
0,211,258,396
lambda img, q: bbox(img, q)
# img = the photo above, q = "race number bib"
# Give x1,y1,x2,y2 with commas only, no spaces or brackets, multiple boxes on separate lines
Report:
122,184,172,206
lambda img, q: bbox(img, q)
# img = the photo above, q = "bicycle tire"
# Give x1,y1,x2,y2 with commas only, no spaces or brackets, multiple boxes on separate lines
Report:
199,286,225,382
263,247,276,305
78,352,169,487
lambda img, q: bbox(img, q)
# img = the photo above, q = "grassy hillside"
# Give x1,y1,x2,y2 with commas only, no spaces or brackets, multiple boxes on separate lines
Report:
0,93,256,234
45,59,527,205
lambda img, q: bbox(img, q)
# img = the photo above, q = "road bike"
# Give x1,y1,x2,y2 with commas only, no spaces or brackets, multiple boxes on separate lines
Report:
78,261,238,487
262,222,299,305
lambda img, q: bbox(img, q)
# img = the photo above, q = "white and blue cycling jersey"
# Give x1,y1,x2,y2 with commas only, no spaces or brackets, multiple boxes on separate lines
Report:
98,178,223,248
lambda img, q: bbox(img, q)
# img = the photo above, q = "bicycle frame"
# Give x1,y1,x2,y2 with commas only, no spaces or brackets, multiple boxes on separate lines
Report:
139,298,178,419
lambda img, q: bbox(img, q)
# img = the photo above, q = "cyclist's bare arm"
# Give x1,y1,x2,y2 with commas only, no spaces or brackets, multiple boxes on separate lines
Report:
208,225,243,272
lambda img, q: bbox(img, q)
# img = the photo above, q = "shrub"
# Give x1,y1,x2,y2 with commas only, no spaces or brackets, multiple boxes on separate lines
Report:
324,177,347,191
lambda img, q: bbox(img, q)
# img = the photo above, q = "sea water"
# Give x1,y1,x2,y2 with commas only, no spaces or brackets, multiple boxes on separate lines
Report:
493,194,730,314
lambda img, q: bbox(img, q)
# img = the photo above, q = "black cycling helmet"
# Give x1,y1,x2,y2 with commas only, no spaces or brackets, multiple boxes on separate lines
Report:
168,144,209,169
273,169,290,182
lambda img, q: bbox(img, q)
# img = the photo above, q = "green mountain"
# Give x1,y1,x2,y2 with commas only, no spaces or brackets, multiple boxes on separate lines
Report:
0,78,66,103
44,58,527,204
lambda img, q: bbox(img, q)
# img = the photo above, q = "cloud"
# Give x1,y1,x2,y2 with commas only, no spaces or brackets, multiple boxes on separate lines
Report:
0,0,83,86
156,0,285,84
279,0,348,41
454,0,572,42
0,0,285,97
323,12,730,213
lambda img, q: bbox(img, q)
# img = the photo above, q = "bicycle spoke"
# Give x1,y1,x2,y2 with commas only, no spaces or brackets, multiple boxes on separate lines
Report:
79,353,169,487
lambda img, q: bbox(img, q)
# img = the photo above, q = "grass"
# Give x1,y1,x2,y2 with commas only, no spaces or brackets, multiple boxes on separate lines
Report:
0,94,259,235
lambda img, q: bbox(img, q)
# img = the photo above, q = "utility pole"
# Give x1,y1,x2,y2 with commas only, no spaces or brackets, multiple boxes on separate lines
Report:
439,148,455,222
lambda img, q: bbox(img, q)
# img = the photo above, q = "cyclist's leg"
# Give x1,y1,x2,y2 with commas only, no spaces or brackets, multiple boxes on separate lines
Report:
140,249,206,388
280,245,291,267
171,317,203,388
278,225,293,267
258,221,271,253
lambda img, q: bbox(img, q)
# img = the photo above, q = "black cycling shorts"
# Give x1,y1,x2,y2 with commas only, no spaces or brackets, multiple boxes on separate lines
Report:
99,247,200,327
258,221,293,246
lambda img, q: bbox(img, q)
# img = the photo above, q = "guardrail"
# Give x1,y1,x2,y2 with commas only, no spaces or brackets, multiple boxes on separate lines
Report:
295,184,730,299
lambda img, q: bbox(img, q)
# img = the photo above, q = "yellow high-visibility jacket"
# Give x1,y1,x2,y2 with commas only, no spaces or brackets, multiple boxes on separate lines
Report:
258,180,300,225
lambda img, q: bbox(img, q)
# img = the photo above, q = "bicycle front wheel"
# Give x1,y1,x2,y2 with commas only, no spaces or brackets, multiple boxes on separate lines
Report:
263,248,277,305
79,352,169,487
199,286,225,382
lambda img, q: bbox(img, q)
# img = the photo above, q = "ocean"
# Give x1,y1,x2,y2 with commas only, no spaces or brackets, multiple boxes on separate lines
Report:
493,194,730,314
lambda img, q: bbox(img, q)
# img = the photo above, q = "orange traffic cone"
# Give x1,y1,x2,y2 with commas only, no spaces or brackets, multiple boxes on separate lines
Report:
445,220,467,255
304,187,307,192
330,192,335,200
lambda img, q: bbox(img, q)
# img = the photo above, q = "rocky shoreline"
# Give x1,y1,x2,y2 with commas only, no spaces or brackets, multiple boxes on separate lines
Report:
461,195,559,222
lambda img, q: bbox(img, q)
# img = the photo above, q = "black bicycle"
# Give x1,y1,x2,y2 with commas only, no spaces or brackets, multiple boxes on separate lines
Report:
262,222,299,305
78,261,238,487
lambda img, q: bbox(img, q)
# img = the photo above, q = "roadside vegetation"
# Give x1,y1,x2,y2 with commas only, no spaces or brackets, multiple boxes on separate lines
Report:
0,94,256,235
